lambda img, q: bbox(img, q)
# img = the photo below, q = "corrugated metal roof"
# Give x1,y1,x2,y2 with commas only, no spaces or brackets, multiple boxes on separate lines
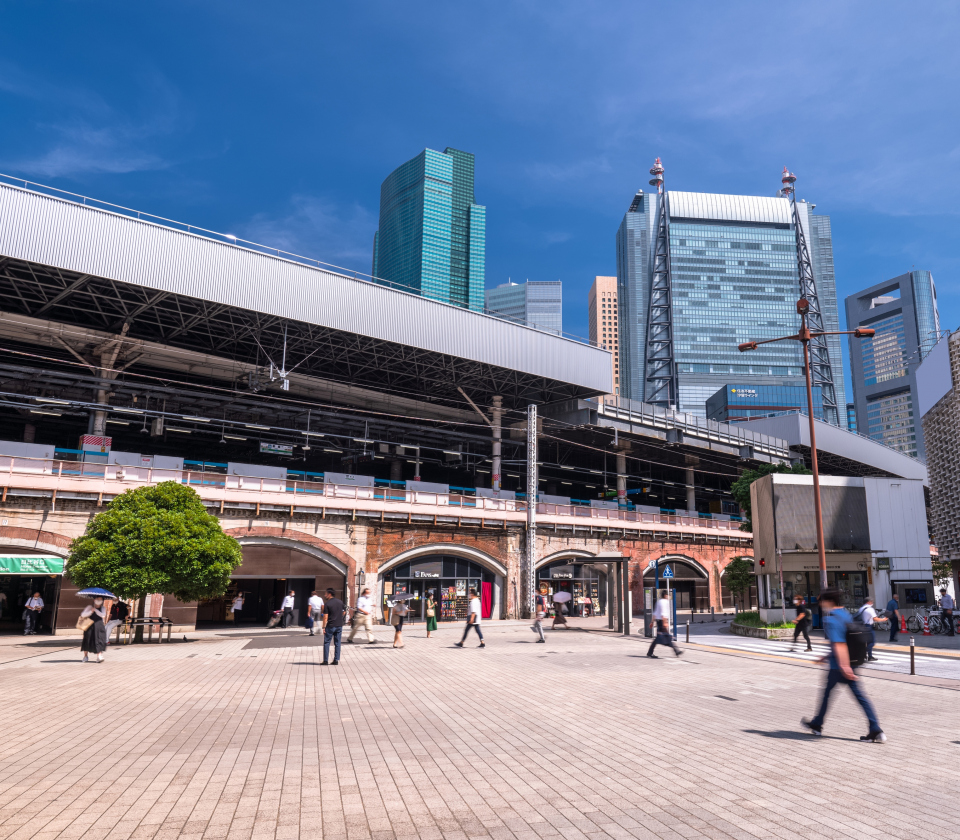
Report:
0,181,612,395
668,191,793,225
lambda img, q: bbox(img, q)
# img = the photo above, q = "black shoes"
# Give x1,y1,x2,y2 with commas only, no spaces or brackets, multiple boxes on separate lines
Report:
801,718,822,736
455,642,464,647
479,643,486,648
332,660,339,665
860,731,887,743
647,653,658,659
674,648,683,657
868,656,879,662
536,639,545,643
320,661,329,666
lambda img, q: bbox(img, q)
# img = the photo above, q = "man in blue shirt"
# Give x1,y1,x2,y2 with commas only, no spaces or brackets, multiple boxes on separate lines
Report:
886,593,900,642
802,589,885,743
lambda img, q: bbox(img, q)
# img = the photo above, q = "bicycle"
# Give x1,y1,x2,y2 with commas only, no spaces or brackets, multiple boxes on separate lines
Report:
905,607,941,634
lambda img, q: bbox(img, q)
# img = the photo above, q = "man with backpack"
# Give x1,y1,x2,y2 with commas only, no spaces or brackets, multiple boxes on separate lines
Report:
802,589,885,743
855,597,883,662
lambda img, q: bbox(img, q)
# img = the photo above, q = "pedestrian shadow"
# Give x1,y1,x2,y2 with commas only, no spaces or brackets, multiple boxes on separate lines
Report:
744,729,859,742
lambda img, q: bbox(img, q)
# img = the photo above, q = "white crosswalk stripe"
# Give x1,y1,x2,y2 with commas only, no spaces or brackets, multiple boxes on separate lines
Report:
690,635,949,665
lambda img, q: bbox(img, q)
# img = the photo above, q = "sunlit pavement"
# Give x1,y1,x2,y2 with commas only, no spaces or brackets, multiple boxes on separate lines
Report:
1,620,958,840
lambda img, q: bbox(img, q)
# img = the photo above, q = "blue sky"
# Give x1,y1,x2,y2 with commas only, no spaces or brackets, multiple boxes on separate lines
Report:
1,2,958,394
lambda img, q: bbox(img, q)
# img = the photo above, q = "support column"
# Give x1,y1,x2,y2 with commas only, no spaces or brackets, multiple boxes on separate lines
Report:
524,404,537,619
685,467,696,512
491,396,503,494
616,450,627,508
91,323,131,437
389,459,402,482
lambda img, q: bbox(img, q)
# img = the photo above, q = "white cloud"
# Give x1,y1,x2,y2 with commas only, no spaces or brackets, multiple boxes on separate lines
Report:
238,195,377,274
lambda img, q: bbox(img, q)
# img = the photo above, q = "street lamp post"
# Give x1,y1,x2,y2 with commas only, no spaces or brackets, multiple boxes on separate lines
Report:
738,299,874,591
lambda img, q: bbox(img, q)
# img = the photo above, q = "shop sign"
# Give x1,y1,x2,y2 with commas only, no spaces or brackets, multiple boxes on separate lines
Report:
412,561,441,578
551,565,574,579
0,555,64,575
877,558,891,570
260,442,294,455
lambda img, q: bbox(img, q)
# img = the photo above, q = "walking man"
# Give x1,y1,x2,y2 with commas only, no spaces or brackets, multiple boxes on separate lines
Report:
939,589,955,637
802,588,885,742
647,590,682,658
348,587,376,644
23,590,43,635
855,597,884,661
531,585,549,643
455,587,485,648
886,592,900,642
281,590,295,628
790,596,812,652
306,590,324,636
320,588,345,665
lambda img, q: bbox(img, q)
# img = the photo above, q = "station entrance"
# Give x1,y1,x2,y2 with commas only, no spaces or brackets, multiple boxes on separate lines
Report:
196,543,346,628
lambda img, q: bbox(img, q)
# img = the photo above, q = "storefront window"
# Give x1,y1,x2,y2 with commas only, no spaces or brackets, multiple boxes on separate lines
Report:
536,562,606,617
383,556,495,621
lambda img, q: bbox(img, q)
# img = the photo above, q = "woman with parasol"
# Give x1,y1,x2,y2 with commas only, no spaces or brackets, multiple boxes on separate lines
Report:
389,591,414,648
551,591,571,629
77,588,113,663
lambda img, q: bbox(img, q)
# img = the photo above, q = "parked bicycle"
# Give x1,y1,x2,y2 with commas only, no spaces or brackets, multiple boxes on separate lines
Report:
905,607,941,634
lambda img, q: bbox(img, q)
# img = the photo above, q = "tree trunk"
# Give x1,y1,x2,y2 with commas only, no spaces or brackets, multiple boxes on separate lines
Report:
135,594,146,643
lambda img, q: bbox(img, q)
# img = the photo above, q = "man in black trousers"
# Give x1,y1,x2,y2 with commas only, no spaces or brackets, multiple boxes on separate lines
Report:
320,588,346,665
790,595,812,652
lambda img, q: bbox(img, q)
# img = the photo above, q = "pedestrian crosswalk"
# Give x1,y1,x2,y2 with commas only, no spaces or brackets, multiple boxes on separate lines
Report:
689,634,946,667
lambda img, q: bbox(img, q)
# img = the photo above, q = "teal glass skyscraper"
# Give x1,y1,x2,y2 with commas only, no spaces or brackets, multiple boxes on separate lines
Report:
372,147,485,311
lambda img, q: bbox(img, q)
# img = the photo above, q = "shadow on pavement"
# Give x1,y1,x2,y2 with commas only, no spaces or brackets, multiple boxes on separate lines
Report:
744,729,859,742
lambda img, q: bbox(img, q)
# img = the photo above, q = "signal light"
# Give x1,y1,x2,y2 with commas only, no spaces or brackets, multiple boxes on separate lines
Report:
759,558,766,568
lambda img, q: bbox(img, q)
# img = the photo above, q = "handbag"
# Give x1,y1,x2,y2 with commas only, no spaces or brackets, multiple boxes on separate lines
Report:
390,609,401,626
426,605,435,618
76,615,93,632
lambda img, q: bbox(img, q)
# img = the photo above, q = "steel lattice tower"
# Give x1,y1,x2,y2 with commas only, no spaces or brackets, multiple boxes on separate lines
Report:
643,158,678,408
781,168,840,426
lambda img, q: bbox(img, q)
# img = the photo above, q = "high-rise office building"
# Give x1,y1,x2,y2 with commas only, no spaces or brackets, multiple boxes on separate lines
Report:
588,276,619,394
846,403,857,432
706,383,824,423
485,280,562,334
845,270,940,460
372,147,485,310
616,185,845,421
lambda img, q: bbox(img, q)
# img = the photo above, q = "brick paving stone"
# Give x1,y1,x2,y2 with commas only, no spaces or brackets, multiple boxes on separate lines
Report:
0,623,957,839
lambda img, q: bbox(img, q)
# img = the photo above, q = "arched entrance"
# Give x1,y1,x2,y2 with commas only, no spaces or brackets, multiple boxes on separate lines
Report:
642,557,709,612
378,547,507,622
197,538,347,627
536,552,607,618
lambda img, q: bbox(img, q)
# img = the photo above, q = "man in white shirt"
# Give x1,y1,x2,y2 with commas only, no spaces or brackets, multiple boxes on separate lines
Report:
24,591,44,635
646,590,681,658
856,598,884,661
281,590,295,628
455,587,485,648
306,590,324,636
940,589,955,637
347,587,376,644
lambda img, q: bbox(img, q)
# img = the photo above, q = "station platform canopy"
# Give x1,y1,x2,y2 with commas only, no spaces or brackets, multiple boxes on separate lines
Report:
0,179,611,412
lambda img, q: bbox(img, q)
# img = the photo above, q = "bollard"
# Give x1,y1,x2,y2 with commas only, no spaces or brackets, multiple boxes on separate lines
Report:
910,637,915,675
686,621,690,643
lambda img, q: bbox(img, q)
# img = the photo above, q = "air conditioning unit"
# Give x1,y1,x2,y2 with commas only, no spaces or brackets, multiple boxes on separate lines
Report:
150,417,164,437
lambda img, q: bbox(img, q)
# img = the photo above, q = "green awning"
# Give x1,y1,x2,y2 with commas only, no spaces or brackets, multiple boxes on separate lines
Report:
0,555,65,575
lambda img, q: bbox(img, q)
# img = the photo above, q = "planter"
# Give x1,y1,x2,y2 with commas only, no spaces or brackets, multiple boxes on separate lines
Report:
730,622,794,640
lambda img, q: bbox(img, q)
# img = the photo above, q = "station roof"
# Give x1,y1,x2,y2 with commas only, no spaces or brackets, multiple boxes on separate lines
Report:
0,180,611,411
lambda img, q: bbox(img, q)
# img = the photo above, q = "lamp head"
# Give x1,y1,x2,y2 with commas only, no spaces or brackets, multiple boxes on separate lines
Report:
796,298,810,315
853,328,875,338
738,341,758,352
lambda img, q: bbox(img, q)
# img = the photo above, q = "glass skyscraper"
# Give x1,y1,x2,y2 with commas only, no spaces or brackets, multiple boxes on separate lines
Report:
706,383,824,423
846,270,940,460
372,147,485,311
616,189,845,420
485,280,562,334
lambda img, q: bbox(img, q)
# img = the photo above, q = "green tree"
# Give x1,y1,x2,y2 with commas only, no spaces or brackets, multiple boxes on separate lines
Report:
730,461,811,532
724,556,754,613
931,557,953,590
66,482,242,635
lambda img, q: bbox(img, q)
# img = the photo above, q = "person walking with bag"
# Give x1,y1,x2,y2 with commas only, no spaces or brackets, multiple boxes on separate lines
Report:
455,588,485,648
886,593,901,642
425,590,438,639
320,588,345,665
939,589,955,637
79,596,108,663
105,599,128,645
855,597,883,662
348,587,376,644
391,598,409,648
802,589,885,742
647,590,682,658
281,590,296,628
790,596,812,652
306,590,324,636
23,590,43,635
531,585,549,643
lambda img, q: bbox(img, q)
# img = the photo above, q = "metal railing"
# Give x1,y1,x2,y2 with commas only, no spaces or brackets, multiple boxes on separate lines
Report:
0,453,749,536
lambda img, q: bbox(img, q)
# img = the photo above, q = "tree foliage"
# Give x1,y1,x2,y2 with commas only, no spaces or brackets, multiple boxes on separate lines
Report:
931,557,953,590
731,461,811,531
66,482,242,603
724,556,755,612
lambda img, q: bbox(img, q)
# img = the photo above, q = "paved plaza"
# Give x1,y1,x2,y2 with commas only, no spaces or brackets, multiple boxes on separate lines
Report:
1,621,959,840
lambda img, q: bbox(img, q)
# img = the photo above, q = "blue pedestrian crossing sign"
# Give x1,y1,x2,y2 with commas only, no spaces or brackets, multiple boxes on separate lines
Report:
662,565,674,579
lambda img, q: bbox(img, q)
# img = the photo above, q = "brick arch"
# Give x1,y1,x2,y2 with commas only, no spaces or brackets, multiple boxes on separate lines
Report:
222,526,358,585
0,526,73,557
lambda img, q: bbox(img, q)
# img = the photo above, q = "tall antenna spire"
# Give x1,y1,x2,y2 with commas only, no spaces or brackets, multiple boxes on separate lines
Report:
782,167,839,426
643,157,678,408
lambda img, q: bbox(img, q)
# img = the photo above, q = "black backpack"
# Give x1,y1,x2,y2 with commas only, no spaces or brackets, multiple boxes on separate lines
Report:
845,620,871,668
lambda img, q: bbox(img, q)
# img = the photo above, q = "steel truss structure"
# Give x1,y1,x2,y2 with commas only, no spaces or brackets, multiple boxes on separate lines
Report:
0,256,594,412
643,159,678,408
782,170,840,426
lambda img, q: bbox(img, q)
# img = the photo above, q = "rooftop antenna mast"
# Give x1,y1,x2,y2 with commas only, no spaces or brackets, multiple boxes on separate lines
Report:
643,157,678,409
781,168,839,426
